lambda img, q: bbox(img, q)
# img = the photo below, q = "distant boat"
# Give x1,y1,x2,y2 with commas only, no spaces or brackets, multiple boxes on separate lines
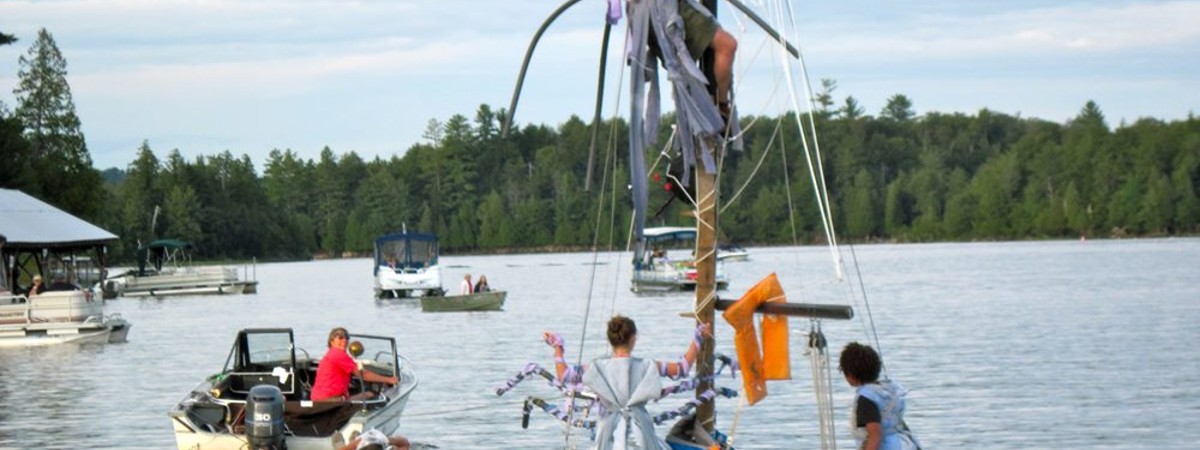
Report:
420,290,506,312
631,226,729,293
169,328,418,449
374,229,443,299
0,189,131,347
103,239,258,298
717,243,750,262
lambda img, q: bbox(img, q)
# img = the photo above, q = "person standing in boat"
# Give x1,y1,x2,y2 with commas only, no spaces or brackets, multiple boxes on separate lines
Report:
840,342,922,450
459,274,473,295
579,315,707,450
311,327,399,402
474,274,491,293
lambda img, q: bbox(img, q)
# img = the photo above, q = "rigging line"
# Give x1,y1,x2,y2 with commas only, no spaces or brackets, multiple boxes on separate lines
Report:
781,0,841,269
776,106,813,303
845,242,885,376
766,0,840,281
602,47,630,317
570,23,631,446
720,114,784,214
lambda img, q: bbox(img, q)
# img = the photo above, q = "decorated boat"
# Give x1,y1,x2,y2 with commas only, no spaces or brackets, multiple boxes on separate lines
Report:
489,1,905,449
169,328,418,450
374,229,443,299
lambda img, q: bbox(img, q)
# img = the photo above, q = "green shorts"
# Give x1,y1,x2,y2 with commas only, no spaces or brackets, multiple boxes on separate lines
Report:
679,1,717,60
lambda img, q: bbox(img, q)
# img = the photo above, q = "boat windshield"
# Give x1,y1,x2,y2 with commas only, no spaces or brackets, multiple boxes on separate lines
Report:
226,329,296,373
349,334,398,373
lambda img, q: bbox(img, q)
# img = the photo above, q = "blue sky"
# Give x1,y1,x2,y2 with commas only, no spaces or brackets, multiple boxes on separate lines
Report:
1,0,1197,170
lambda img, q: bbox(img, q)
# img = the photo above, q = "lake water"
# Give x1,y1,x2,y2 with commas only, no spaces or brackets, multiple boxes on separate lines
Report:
0,238,1197,449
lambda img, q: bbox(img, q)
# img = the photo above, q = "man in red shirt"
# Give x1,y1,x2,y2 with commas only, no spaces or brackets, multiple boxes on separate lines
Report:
311,327,398,401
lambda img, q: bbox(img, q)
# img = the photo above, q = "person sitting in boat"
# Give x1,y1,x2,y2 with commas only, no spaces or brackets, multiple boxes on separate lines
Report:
840,342,921,450
386,256,398,269
654,249,672,268
27,274,45,297
337,428,411,450
311,327,399,402
474,274,491,293
460,274,473,295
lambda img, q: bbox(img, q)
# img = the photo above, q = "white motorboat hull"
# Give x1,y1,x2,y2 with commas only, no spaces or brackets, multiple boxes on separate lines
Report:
375,265,442,298
632,264,729,293
716,251,749,262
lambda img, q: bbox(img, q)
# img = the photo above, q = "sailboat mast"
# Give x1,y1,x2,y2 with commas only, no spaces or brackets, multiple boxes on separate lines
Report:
694,158,718,432
694,0,720,435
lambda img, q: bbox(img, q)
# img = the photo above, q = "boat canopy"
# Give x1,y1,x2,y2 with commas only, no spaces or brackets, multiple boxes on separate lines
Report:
643,226,698,243
0,189,118,250
146,239,195,250
374,232,439,270
137,238,196,275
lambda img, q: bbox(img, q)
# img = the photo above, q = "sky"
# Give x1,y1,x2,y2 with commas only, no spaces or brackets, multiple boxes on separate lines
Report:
1,0,1197,170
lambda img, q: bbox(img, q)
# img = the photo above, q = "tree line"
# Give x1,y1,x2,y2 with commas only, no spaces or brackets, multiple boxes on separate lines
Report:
2,29,1197,264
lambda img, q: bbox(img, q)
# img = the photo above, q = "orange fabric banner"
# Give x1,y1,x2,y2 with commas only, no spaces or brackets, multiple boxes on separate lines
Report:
721,273,790,406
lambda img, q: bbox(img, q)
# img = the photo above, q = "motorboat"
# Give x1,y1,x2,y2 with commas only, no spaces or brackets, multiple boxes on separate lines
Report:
169,328,418,450
0,189,131,347
420,290,506,312
103,239,258,298
0,289,131,347
631,227,729,293
716,243,750,262
374,229,442,299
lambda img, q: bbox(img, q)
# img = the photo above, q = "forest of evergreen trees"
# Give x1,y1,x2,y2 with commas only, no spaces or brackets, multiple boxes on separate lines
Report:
3,29,1198,264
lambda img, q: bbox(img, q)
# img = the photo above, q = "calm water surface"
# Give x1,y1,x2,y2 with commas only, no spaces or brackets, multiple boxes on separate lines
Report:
0,238,1197,449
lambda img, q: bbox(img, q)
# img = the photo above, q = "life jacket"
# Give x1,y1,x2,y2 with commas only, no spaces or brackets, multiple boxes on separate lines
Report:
721,273,789,405
851,380,921,450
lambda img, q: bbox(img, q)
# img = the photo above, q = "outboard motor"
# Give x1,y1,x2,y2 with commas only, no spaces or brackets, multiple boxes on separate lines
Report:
245,384,286,450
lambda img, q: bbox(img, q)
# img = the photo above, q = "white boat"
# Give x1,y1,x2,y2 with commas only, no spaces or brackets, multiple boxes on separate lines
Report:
374,230,443,299
169,328,418,450
104,239,258,298
716,243,749,262
0,189,132,347
631,227,729,293
0,289,131,347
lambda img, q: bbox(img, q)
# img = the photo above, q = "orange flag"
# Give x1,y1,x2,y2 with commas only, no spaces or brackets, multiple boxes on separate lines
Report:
721,273,790,406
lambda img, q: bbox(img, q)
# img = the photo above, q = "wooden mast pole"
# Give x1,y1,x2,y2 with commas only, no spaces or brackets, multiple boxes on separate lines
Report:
694,0,720,437
694,155,718,433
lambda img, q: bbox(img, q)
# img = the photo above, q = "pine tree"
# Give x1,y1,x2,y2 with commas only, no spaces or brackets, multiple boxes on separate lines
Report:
12,28,104,220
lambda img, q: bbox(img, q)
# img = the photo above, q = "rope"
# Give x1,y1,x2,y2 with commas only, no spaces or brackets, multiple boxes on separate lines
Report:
568,17,631,447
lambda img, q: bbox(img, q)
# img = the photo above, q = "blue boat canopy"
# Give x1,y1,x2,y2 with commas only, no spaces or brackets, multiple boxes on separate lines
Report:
374,231,439,273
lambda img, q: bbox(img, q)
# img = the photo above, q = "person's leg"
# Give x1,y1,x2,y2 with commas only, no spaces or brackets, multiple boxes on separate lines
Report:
710,26,737,109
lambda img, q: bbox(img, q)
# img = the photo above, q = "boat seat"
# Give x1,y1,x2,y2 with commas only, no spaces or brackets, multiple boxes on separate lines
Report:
283,401,359,437
228,370,295,396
